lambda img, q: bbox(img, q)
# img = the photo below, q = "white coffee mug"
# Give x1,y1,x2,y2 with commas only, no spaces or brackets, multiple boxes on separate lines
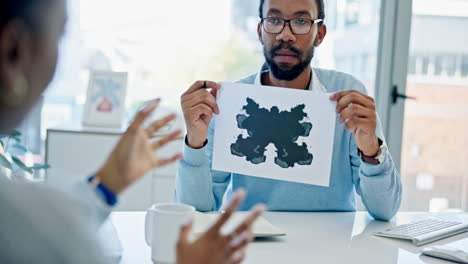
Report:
145,203,195,264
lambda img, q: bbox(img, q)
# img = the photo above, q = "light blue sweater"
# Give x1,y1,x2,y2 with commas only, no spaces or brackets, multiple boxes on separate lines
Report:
175,68,402,221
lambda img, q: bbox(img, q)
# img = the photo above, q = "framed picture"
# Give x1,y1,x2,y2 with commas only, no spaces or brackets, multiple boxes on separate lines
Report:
82,71,128,128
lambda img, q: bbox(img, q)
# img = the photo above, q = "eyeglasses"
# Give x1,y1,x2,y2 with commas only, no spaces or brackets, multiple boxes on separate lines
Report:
261,17,323,35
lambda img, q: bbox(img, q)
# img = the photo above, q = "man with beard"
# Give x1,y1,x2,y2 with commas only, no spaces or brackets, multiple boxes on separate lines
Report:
176,0,402,221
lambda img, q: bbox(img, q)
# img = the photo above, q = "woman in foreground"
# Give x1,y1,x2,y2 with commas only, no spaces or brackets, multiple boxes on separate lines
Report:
0,0,264,263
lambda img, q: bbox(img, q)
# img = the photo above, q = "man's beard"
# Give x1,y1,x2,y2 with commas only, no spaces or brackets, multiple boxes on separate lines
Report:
263,42,315,81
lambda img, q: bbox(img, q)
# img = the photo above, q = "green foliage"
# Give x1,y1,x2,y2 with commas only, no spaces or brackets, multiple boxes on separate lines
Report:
0,154,12,170
10,130,21,137
0,130,50,176
29,164,51,170
12,143,29,153
12,156,33,174
10,130,22,143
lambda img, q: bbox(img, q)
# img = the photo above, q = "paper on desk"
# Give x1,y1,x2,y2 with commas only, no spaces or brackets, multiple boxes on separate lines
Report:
212,82,336,187
193,212,285,238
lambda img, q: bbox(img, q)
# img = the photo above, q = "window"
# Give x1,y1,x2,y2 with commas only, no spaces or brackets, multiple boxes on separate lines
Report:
42,0,264,132
408,56,417,75
35,0,383,173
400,0,468,212
345,1,361,25
444,55,457,77
462,55,468,77
40,0,383,135
421,56,430,76
434,55,443,76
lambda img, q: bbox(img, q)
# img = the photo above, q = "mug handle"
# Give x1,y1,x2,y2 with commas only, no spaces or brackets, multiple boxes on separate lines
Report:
145,209,153,246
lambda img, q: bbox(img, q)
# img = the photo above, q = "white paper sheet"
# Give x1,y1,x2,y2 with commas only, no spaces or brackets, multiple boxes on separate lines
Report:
212,82,336,187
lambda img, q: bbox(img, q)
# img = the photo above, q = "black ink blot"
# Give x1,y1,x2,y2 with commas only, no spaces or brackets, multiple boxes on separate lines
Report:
230,98,313,168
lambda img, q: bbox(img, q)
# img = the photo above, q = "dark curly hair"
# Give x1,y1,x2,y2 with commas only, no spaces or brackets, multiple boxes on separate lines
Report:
259,0,325,25
0,0,52,31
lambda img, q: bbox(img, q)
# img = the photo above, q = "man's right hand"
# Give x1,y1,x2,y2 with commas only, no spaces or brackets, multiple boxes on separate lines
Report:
181,80,221,148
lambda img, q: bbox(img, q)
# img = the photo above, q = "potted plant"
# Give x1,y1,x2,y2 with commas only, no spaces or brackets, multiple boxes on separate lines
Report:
0,130,50,181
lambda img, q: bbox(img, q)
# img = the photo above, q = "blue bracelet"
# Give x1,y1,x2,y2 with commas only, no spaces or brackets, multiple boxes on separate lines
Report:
87,176,118,207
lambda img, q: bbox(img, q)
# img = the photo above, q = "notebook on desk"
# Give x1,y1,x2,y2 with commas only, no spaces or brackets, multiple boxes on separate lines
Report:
193,212,286,238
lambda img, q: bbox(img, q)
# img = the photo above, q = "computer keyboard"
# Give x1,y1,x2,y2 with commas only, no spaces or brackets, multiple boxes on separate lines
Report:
374,219,468,246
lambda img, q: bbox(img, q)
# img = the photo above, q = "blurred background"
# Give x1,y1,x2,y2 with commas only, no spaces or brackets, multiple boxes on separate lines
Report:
18,0,468,212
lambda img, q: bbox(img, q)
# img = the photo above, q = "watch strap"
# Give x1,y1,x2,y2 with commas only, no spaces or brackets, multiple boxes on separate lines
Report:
358,138,383,165
185,136,208,149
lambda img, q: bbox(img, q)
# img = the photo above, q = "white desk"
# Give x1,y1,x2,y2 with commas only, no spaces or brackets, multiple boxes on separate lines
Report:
112,211,468,264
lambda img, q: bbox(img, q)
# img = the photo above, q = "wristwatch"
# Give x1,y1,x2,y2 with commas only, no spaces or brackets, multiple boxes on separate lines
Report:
185,136,208,149
358,138,387,165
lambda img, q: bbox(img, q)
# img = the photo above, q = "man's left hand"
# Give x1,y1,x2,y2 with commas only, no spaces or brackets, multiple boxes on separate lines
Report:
330,90,380,157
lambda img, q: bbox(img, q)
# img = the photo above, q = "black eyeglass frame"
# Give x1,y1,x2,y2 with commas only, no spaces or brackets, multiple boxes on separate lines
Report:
260,17,324,35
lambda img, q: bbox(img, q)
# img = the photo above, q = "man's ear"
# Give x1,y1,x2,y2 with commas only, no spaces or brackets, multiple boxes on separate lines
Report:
314,24,327,47
257,22,264,45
